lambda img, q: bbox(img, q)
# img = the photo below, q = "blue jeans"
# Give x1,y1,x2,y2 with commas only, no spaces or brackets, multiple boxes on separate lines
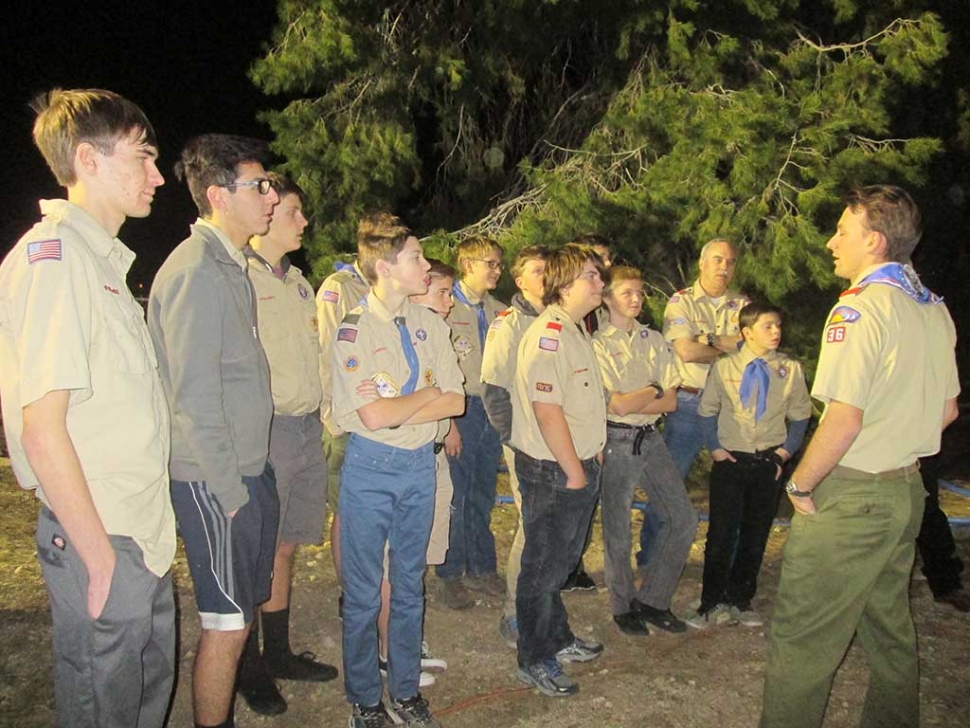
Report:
638,390,704,563
515,451,601,667
339,435,435,706
436,395,502,580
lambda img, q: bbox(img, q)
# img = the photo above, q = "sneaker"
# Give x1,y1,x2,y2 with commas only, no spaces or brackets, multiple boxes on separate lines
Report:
379,658,436,688
237,654,287,715
556,636,604,663
436,578,475,610
730,604,765,627
349,702,391,728
265,650,339,682
685,603,737,630
631,599,687,634
464,572,505,596
561,570,597,592
420,642,447,672
613,611,649,636
516,658,579,697
498,615,519,649
387,693,441,727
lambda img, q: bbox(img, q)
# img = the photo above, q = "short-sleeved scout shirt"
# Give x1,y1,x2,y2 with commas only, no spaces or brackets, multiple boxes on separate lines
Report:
316,263,370,433
481,305,537,392
331,292,464,449
593,322,682,427
248,253,322,417
663,280,749,389
0,199,175,577
813,264,960,471
509,304,607,461
448,280,506,398
698,346,811,453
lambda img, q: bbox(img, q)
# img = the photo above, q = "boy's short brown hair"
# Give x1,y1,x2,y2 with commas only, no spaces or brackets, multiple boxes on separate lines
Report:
542,243,608,307
31,88,158,187
739,301,782,332
455,237,503,277
356,212,415,284
603,265,642,298
426,258,457,281
509,245,551,281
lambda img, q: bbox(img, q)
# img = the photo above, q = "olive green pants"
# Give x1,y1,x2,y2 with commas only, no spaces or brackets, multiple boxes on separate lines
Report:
760,464,924,728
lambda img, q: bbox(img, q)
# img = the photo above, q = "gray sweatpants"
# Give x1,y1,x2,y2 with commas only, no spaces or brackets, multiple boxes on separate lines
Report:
36,507,175,728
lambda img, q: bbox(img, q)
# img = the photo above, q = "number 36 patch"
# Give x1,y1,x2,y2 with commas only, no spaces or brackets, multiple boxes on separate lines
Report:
826,325,846,343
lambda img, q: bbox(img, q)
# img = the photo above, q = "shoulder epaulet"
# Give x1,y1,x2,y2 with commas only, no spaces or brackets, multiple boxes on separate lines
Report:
497,309,512,317
840,287,863,298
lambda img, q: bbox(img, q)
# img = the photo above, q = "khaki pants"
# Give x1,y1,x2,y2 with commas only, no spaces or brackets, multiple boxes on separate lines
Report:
760,465,924,728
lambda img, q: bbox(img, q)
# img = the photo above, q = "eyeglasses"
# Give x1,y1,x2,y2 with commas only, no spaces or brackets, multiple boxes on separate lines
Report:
222,178,274,195
472,259,503,271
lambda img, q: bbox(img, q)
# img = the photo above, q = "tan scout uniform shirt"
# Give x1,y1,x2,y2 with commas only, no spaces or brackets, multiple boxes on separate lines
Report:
332,292,464,449
593,322,682,427
510,304,607,461
698,347,812,453
663,281,749,389
813,264,960,472
0,200,175,577
248,254,322,416
481,306,536,391
448,280,506,398
316,263,370,433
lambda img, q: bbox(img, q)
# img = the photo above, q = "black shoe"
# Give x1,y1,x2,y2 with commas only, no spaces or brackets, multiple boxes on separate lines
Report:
338,593,344,622
562,570,596,592
632,599,687,633
613,611,649,636
238,656,287,716
265,650,339,682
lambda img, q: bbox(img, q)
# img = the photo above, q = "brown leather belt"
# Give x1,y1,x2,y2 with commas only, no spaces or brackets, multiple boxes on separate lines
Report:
678,386,702,394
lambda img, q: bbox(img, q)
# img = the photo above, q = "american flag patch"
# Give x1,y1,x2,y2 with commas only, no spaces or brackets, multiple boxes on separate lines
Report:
337,327,357,343
322,290,340,303
27,239,62,264
545,321,562,331
538,337,559,352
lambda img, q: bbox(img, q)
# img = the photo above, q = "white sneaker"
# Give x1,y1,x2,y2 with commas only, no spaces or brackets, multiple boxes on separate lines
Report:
420,642,447,672
729,605,764,627
378,657,436,687
685,603,737,630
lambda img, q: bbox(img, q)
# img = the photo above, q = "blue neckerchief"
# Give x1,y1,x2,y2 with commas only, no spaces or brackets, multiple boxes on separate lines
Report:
452,282,488,347
333,261,362,280
739,357,771,423
394,316,419,395
857,263,942,304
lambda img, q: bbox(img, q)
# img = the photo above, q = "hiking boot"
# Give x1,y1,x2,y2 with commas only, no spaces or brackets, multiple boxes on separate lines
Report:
729,604,765,627
387,693,441,727
561,570,597,592
265,650,339,682
498,615,519,649
516,658,578,697
379,657,435,688
685,603,737,630
349,702,391,728
420,641,447,672
464,572,505,596
436,579,475,610
613,611,649,636
556,636,604,663
631,599,687,634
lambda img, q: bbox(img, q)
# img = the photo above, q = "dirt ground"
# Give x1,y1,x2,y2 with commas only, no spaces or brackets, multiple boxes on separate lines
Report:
1,456,968,728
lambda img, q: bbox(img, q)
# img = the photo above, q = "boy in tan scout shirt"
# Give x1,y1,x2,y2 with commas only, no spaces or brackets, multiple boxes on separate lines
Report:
480,244,550,645
690,301,811,629
238,177,338,715
509,244,607,698
0,88,175,728
331,214,464,728
593,266,697,637
435,237,507,607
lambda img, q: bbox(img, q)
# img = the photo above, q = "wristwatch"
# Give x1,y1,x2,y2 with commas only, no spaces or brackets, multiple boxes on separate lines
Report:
649,382,665,399
785,479,813,498
705,332,717,348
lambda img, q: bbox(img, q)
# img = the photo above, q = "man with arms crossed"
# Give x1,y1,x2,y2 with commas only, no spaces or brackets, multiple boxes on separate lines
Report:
0,88,175,727
760,185,960,728
149,134,280,728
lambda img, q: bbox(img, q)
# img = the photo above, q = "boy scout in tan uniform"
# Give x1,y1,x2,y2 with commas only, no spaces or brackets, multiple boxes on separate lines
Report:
509,244,607,698
331,214,464,728
761,186,960,728
0,88,175,728
237,178,338,715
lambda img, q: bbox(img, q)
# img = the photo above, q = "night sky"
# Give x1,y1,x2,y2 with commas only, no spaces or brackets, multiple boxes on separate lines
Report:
1,1,282,290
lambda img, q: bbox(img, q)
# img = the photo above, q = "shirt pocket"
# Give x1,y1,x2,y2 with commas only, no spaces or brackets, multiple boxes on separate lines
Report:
103,297,154,374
